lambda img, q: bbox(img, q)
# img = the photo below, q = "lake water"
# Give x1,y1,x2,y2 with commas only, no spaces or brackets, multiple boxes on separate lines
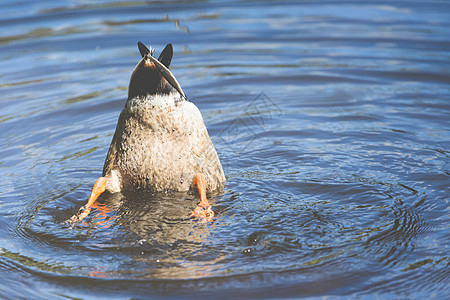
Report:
0,0,449,298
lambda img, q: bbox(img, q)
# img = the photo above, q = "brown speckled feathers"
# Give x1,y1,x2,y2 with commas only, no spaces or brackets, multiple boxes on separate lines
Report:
102,43,225,193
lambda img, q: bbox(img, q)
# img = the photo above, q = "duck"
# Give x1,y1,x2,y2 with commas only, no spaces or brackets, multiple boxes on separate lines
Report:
66,42,225,224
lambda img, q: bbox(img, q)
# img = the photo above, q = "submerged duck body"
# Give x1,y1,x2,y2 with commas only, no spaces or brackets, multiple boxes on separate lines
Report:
67,42,225,223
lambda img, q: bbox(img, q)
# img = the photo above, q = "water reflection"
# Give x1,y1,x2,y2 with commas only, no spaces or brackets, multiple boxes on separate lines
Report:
67,190,223,279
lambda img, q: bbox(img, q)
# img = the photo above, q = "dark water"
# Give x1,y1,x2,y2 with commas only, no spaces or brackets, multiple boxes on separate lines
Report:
1,0,449,298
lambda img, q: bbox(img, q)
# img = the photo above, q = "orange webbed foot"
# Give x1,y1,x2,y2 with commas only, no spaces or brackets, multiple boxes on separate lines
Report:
65,177,108,225
191,173,214,222
65,205,92,224
191,205,214,222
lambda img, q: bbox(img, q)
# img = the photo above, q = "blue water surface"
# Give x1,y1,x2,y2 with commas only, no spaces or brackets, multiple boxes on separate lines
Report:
0,0,449,299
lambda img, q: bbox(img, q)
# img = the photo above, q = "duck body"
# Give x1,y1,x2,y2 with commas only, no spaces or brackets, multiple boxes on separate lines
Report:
103,92,225,193
66,42,224,224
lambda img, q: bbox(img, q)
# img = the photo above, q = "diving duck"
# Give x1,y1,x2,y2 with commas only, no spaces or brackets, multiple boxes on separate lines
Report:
67,42,225,223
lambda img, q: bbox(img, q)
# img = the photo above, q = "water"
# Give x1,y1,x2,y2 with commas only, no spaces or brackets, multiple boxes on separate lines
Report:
1,0,449,298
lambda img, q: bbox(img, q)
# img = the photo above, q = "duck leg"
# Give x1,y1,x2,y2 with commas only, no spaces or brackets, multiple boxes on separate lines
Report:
65,177,108,224
191,173,214,221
